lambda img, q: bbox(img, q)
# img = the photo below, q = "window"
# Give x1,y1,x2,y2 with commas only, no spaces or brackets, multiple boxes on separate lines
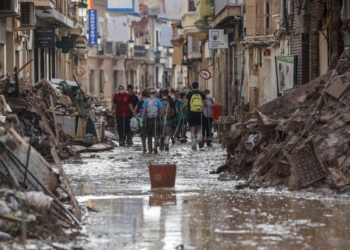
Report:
188,0,196,11
113,70,118,91
256,0,272,35
188,36,199,53
130,69,134,86
247,0,275,36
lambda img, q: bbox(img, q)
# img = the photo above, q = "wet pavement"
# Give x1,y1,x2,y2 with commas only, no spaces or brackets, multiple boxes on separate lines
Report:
63,137,350,250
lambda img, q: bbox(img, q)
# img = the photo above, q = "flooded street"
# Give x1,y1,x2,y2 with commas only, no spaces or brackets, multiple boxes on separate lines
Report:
63,138,350,250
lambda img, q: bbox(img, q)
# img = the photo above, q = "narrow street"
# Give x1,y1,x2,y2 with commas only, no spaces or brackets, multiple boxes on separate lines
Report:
63,137,350,250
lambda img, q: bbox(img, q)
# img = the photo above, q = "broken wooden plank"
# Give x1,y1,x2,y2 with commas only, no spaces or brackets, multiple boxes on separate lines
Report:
51,148,81,220
76,118,87,139
325,80,350,100
85,143,114,152
49,95,59,141
0,128,60,192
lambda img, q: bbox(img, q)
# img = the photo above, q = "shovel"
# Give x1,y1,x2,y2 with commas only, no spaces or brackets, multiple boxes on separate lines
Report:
160,101,169,150
20,125,34,189
179,117,187,143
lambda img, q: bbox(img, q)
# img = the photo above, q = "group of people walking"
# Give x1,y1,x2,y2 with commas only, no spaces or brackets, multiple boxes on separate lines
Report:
112,82,220,153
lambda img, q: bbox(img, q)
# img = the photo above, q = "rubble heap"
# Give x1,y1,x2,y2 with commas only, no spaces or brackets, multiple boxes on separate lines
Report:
0,73,115,161
221,51,350,192
0,69,116,246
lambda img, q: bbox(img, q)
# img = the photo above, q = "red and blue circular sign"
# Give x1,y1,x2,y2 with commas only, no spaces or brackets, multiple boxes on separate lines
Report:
199,69,212,80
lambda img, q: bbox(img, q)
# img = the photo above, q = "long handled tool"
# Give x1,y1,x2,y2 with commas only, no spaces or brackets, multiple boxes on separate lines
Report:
173,114,183,139
160,101,169,149
72,75,87,102
20,125,34,189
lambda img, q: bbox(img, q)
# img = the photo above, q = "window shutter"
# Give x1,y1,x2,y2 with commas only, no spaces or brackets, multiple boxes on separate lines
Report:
272,0,280,15
246,0,257,35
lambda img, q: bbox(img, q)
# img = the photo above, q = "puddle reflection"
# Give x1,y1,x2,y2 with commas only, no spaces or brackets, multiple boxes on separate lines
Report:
149,188,177,207
79,191,350,250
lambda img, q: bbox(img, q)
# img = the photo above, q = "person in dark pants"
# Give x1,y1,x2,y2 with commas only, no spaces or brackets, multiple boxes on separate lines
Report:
202,89,214,147
182,82,207,151
133,89,149,153
141,89,164,154
112,85,134,146
127,84,139,145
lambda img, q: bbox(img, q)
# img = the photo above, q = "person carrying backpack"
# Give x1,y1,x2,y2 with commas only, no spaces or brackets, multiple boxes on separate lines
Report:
182,81,207,151
133,89,149,153
159,89,175,151
141,89,164,154
202,89,214,147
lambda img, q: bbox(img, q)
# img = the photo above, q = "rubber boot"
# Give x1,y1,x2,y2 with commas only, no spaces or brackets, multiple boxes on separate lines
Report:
142,138,147,153
160,136,165,151
127,133,133,145
148,138,153,153
191,133,196,151
174,128,181,141
119,138,125,147
165,136,170,151
197,131,204,148
154,137,159,154
171,136,176,144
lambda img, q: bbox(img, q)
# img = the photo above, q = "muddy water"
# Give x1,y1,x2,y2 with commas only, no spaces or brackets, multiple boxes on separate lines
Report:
63,138,350,249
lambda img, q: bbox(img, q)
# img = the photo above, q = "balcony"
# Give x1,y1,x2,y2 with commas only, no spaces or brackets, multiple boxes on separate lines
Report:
182,12,197,37
36,9,73,28
212,0,242,28
31,0,56,9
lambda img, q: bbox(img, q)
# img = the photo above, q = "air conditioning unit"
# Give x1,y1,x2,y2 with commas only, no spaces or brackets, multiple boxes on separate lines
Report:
105,42,114,55
0,0,20,16
20,2,35,27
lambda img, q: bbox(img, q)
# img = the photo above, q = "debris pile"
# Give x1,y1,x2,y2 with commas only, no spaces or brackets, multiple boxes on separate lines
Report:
221,50,350,192
0,127,82,247
0,73,116,160
0,68,116,245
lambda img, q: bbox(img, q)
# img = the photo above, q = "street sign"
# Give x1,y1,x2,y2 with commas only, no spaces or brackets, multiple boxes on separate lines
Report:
34,27,56,48
208,29,228,49
199,69,212,80
88,9,98,46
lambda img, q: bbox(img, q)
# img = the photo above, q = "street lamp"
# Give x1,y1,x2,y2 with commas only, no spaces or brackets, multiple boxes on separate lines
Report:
160,58,166,64
157,44,163,52
128,38,135,48
78,0,88,23
162,47,167,54
169,47,174,54
145,40,150,50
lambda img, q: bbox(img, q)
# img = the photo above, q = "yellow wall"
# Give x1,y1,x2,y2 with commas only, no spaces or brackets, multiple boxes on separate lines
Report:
172,47,181,65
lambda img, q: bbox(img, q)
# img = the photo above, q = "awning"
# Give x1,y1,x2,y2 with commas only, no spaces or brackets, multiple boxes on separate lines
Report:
36,9,74,28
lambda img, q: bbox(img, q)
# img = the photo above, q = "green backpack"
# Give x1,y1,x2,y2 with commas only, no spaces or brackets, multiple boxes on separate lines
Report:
190,92,204,112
